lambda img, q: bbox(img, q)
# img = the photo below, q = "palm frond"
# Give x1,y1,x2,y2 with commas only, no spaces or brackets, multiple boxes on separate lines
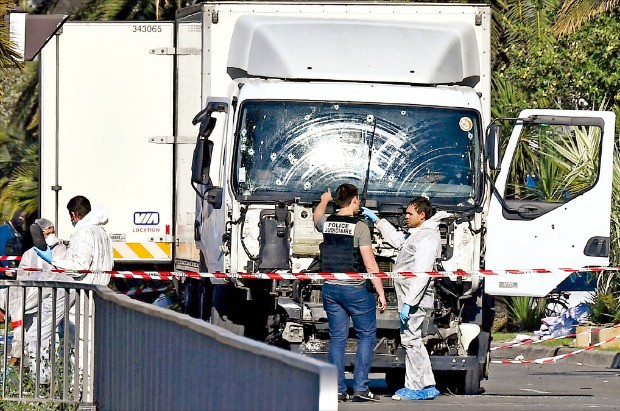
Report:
0,0,24,76
555,0,620,36
11,63,40,131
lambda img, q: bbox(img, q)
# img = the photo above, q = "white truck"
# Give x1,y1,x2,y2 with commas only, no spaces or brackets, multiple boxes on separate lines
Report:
34,1,615,395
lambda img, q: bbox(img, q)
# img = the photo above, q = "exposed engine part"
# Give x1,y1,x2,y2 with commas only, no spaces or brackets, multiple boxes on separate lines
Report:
291,204,323,256
257,203,291,270
459,323,481,354
282,322,304,343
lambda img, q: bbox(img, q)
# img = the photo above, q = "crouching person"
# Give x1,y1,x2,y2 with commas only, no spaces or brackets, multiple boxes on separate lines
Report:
9,218,75,383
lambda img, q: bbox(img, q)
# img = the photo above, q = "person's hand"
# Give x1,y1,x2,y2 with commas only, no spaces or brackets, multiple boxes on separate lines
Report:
377,294,387,311
321,188,333,203
34,246,53,264
361,207,378,222
399,303,411,323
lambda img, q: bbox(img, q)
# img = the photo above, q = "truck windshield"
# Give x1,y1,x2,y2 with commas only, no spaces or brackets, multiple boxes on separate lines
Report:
233,100,481,208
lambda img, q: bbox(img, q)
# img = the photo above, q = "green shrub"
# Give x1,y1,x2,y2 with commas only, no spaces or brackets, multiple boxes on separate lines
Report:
588,291,620,325
507,296,545,331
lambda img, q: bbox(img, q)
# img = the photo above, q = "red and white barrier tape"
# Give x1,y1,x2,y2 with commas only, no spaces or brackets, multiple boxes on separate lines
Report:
0,266,618,280
0,256,21,261
119,285,175,296
491,323,620,351
492,332,620,364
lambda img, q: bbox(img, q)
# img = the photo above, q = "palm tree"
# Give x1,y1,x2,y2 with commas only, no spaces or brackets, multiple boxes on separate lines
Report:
0,128,38,219
494,0,560,45
0,0,23,81
555,0,620,36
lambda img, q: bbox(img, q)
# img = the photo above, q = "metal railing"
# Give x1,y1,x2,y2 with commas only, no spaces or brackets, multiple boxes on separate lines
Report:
0,278,337,410
0,279,96,406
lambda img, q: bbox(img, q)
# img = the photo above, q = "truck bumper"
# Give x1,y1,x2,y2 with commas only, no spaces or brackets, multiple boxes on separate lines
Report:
305,351,479,371
430,355,479,371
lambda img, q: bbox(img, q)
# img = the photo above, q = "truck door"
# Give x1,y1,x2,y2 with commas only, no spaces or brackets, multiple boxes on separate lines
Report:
39,22,175,265
484,109,616,296
173,13,203,271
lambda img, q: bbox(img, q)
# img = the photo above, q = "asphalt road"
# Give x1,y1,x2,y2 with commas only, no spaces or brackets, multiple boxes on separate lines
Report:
339,363,620,410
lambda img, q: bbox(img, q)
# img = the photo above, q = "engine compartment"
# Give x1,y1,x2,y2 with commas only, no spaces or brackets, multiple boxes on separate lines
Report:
210,201,493,394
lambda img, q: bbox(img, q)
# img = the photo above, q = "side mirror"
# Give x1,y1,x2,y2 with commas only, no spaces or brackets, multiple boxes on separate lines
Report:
191,97,230,201
192,98,230,125
191,117,216,185
206,187,223,209
486,124,501,171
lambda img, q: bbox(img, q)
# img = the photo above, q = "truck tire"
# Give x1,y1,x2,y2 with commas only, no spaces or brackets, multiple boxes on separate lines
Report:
385,368,406,393
210,282,246,335
441,368,481,395
183,252,213,321
462,366,481,395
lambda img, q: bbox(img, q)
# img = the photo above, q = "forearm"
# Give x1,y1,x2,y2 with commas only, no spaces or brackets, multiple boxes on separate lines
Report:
369,277,385,296
313,200,329,225
376,218,406,248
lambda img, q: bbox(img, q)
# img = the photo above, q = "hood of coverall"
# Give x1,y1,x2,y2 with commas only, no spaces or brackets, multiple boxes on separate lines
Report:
408,210,451,234
74,205,109,230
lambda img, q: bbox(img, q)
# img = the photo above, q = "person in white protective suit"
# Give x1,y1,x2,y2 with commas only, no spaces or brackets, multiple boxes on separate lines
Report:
362,197,450,401
6,218,75,382
34,195,114,392
35,195,113,284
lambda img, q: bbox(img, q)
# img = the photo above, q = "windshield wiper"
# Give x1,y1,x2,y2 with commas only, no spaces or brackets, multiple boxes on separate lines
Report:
361,115,377,206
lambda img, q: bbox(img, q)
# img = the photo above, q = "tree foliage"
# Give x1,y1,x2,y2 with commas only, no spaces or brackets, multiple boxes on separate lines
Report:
555,0,620,36
0,0,23,80
493,10,620,119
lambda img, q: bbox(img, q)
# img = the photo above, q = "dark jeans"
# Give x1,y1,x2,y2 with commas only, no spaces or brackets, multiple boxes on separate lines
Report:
322,282,377,394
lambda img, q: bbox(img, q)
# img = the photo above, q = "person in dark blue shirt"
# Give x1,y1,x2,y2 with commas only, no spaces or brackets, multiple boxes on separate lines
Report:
0,210,25,271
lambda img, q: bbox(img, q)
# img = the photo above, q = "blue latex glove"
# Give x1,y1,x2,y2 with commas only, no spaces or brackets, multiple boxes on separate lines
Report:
34,246,53,264
361,207,379,222
399,303,411,323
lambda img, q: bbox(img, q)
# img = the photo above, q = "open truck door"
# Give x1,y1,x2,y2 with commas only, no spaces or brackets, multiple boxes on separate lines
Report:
484,109,616,296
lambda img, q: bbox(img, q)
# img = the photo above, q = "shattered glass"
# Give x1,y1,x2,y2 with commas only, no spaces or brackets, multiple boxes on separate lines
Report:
233,100,480,207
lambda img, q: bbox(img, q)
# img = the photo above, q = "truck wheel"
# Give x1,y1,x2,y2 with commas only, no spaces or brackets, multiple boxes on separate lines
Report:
182,252,213,321
442,368,481,395
462,366,481,395
385,368,406,393
210,282,245,335
481,351,490,379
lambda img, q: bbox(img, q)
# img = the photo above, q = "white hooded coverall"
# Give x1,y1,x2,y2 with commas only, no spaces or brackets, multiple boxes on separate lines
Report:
49,205,114,385
9,239,74,380
376,211,450,390
51,205,114,285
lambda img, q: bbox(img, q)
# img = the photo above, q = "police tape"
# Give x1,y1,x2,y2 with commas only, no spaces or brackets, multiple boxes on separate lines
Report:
491,332,620,364
0,256,21,261
0,265,619,280
490,323,620,351
118,285,175,296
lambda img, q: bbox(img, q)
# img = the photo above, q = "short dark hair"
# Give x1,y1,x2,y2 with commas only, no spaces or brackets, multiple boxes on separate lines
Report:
408,196,433,219
67,195,91,219
334,184,358,208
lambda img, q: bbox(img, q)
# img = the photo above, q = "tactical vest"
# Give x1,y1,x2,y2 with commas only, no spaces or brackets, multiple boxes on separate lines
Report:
321,215,365,273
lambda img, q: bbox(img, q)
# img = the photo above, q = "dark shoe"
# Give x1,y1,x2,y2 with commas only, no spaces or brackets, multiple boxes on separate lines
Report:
353,390,380,402
338,392,349,402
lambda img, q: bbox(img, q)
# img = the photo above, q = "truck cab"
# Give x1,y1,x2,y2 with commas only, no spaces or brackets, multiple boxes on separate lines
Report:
190,10,616,394
191,13,494,393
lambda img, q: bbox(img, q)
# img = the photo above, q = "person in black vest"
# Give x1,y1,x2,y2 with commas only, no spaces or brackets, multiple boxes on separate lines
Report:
314,184,386,403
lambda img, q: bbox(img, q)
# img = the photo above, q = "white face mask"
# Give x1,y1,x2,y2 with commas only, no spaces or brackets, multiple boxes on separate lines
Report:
45,233,58,246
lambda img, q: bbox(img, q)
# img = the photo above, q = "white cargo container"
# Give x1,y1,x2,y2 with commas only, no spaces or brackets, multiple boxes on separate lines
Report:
39,22,176,264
